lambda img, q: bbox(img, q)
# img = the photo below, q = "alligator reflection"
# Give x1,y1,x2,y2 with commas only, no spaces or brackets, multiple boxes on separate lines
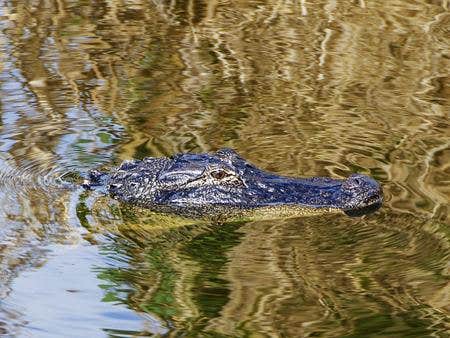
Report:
88,204,450,337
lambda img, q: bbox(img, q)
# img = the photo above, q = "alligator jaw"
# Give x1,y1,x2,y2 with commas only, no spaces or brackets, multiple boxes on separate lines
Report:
245,173,383,218
343,194,383,217
344,201,383,217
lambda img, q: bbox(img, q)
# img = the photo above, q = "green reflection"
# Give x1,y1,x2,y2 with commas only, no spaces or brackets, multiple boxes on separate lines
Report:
90,215,245,336
180,222,243,327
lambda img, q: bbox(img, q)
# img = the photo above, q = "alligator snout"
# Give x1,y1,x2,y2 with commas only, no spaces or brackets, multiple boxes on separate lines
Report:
340,174,383,217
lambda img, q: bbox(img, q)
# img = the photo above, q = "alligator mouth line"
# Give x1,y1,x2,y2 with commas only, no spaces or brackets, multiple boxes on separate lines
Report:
343,195,383,217
230,204,343,222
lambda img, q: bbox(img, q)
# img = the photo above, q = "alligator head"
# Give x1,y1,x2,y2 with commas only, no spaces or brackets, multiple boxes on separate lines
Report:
86,149,382,220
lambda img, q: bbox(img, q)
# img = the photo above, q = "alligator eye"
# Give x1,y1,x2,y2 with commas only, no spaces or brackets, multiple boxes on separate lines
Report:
210,170,229,180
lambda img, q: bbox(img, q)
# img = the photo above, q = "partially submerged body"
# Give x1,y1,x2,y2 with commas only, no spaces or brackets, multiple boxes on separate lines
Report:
84,149,383,221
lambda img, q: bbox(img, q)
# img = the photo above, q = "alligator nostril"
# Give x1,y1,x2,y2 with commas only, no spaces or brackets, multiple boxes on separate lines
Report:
353,177,364,186
342,174,371,191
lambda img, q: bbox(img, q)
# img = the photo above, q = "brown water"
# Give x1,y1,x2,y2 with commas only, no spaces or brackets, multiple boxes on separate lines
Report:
0,0,449,337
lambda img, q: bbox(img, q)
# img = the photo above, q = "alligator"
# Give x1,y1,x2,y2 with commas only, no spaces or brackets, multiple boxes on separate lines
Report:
83,148,383,221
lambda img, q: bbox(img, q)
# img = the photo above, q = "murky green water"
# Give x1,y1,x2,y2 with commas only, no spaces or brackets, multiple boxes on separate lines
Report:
0,0,448,337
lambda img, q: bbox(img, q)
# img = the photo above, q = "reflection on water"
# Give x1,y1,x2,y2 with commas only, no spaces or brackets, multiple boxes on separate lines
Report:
0,0,448,336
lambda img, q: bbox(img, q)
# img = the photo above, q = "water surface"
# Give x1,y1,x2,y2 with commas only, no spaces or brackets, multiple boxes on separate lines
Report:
0,0,449,337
